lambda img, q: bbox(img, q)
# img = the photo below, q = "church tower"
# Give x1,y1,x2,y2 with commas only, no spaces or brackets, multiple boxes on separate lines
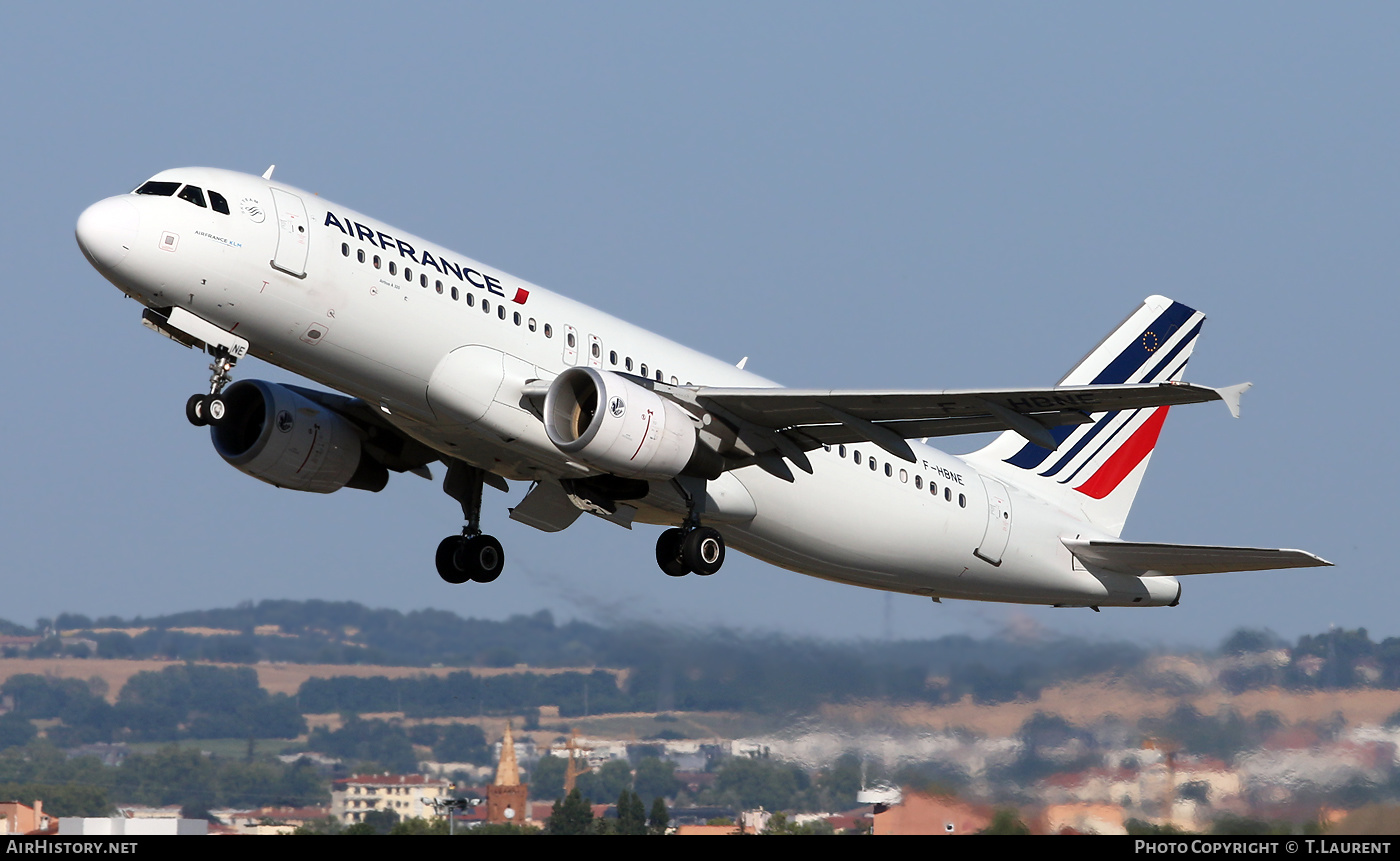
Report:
486,722,529,825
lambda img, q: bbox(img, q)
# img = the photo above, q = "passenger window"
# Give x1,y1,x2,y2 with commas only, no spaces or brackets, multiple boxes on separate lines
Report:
435,280,443,294
498,305,506,320
341,243,349,257
177,185,207,207
451,287,460,301
870,458,878,472
899,469,908,483
544,324,553,338
568,332,577,348
838,445,846,458
483,300,491,313
466,293,474,306
405,267,412,282
671,376,679,385
625,357,633,371
945,487,952,502
389,261,397,275
655,370,663,381
853,451,862,465
959,494,967,508
135,181,180,196
421,274,428,288
514,312,522,326
640,364,648,377
591,343,601,358
609,350,617,365
209,191,230,214
914,475,922,489
358,250,365,263
528,318,537,332
373,255,381,269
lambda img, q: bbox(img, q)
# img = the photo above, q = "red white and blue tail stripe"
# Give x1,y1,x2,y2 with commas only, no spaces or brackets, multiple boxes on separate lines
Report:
968,296,1206,536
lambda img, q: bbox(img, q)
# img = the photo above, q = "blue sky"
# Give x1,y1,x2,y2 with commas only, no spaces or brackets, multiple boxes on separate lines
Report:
1,3,1393,646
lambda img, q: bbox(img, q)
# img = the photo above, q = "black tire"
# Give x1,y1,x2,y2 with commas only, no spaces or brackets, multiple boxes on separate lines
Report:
185,394,208,427
682,527,725,576
456,534,505,583
656,528,689,577
204,394,228,426
436,536,470,584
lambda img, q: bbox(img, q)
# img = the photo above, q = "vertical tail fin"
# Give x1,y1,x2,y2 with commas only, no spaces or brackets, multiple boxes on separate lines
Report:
967,295,1206,536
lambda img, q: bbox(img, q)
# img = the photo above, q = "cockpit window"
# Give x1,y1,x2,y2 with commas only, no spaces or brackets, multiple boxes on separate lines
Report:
208,190,230,215
134,181,180,196
177,185,207,208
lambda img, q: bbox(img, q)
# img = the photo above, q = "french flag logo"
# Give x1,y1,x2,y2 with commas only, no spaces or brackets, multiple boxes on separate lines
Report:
512,288,530,305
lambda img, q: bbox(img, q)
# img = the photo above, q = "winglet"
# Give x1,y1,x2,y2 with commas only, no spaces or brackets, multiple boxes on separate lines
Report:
1215,382,1252,419
736,357,748,370
262,164,276,180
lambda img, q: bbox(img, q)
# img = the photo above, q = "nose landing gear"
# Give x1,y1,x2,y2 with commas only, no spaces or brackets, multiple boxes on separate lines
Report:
185,348,238,428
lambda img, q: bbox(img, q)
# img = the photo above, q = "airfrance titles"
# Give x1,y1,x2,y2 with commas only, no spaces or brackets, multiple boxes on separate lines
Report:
322,210,528,305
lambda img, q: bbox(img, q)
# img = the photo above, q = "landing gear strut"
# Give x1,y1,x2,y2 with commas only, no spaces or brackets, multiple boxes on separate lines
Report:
185,347,239,428
436,462,505,584
655,477,725,577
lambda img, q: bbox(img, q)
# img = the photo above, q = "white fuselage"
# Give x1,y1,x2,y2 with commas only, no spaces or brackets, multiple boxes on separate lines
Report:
78,167,1178,608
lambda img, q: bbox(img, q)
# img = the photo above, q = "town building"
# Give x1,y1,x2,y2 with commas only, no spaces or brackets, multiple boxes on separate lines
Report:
331,774,450,824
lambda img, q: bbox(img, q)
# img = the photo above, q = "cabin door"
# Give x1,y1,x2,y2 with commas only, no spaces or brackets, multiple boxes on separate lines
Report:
269,188,310,278
974,476,1013,566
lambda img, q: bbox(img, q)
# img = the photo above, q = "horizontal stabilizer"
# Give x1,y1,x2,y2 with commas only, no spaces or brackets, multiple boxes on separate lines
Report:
1062,538,1332,576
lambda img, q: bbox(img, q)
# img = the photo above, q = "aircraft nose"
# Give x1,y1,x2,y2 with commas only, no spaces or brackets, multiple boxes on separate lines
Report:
76,196,140,271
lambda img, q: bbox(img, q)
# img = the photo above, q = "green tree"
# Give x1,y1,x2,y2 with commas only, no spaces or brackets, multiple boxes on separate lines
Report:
390,816,447,835
616,789,647,835
432,724,490,764
529,754,567,801
0,714,37,751
549,788,594,835
648,796,670,835
634,756,679,802
712,757,810,812
577,758,633,804
978,808,1031,835
305,716,418,773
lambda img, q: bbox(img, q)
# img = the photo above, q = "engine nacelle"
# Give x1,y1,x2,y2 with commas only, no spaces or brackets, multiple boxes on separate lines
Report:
210,380,388,493
543,367,705,479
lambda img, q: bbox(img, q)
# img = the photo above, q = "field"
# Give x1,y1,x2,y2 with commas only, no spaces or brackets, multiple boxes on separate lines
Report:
0,658,620,701
5,657,1398,739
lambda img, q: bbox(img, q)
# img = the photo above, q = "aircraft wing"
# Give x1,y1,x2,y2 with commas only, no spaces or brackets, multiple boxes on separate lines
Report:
1061,538,1333,576
690,381,1244,469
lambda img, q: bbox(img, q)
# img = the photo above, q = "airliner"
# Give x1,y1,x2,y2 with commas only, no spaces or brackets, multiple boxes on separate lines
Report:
75,166,1328,609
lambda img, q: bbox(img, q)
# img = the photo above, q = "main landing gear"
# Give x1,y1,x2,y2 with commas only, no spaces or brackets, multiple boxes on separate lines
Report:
185,348,239,428
655,525,726,577
654,477,726,577
436,462,505,584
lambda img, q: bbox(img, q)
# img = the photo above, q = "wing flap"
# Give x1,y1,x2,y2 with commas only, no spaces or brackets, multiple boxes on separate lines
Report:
1062,538,1333,576
696,382,1229,457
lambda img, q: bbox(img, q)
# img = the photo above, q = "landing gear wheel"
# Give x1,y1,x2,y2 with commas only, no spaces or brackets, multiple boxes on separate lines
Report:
656,528,689,577
185,394,208,427
682,527,725,576
436,536,470,584
456,534,504,583
204,394,228,425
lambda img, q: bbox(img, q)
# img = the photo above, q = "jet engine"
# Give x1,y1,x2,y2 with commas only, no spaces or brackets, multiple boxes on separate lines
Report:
210,380,388,493
543,367,717,479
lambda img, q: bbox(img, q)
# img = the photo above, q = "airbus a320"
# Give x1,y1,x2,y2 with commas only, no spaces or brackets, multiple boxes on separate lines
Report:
75,167,1329,610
